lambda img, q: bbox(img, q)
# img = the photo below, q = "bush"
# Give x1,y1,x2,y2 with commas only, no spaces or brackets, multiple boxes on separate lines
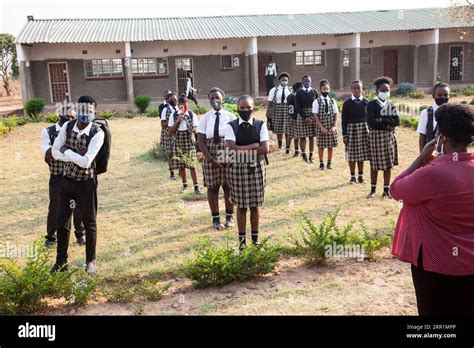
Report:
400,115,419,130
101,278,170,303
183,237,280,288
470,99,474,105
456,86,474,96
25,98,46,121
44,113,60,123
223,95,237,104
0,116,28,137
364,92,376,101
98,110,116,119
134,95,152,114
190,104,209,115
419,105,428,111
223,103,238,116
0,239,97,314
408,91,425,99
146,107,160,118
124,111,134,119
396,83,417,96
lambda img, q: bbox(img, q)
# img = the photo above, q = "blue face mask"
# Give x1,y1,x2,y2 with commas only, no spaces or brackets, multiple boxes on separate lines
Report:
78,114,94,124
303,82,311,89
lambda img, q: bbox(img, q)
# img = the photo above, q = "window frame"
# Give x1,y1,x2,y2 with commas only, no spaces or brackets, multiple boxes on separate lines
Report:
295,50,325,67
84,58,124,79
220,54,233,70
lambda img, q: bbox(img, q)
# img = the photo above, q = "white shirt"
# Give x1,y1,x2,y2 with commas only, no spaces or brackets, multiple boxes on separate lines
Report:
52,120,105,169
375,97,389,108
168,110,199,131
312,96,339,114
161,105,178,121
197,109,236,139
265,62,277,77
268,85,291,104
40,122,61,155
351,95,364,102
224,117,270,143
185,78,196,96
417,103,439,135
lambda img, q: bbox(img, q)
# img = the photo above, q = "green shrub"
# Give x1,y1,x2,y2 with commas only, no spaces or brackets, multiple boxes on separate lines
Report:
134,95,152,114
25,98,46,121
0,116,28,137
98,110,116,119
101,281,136,303
138,280,171,301
364,92,376,101
124,111,134,119
396,83,417,96
0,239,96,314
460,86,474,96
44,113,60,123
146,107,160,118
400,115,419,130
190,104,209,115
183,237,280,288
470,99,474,105
223,95,237,104
408,91,425,99
419,105,428,111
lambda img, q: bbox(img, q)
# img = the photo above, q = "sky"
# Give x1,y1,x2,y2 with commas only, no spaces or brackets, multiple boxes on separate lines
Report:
0,0,453,37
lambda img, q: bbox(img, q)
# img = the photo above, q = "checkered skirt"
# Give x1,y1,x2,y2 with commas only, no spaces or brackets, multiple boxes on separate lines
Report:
369,129,398,171
228,160,266,208
270,102,288,134
294,107,316,138
345,122,370,162
172,131,197,169
202,137,229,188
286,116,297,139
315,113,338,148
160,128,174,156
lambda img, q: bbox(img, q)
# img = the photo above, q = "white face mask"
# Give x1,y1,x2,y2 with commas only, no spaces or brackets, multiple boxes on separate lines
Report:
378,91,390,100
435,134,445,156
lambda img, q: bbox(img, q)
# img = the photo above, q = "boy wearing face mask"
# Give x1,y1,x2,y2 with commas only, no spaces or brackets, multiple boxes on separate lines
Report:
197,87,236,230
294,75,319,163
367,76,400,199
225,95,270,250
417,82,450,153
51,95,105,274
41,106,85,248
161,92,179,180
266,72,291,153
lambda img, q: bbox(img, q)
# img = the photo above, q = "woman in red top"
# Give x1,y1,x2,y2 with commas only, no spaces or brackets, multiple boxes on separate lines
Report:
391,104,474,315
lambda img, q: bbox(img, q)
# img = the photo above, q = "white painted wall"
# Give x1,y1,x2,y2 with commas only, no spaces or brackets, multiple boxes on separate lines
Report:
23,43,127,60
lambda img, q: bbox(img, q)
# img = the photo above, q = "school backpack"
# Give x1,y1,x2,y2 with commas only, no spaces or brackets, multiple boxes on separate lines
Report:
66,118,111,174
229,118,269,165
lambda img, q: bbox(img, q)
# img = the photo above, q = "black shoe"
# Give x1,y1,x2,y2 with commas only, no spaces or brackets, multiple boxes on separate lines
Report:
44,239,56,248
293,151,300,158
302,154,309,163
224,216,235,228
76,235,86,246
367,192,376,199
381,192,392,199
212,220,225,231
358,176,366,184
285,148,290,155
319,162,325,170
326,162,333,170
169,174,178,180
50,263,68,274
194,186,203,195
349,177,357,185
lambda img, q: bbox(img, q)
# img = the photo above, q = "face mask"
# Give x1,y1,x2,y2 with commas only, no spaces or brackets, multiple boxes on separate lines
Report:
321,92,329,97
435,134,445,156
238,110,252,121
303,83,311,89
78,114,93,124
59,116,70,124
280,81,288,87
378,91,390,100
168,100,176,107
210,99,222,111
435,97,449,106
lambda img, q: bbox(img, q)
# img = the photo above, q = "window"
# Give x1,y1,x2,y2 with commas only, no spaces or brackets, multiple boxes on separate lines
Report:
221,55,233,70
84,59,123,78
132,58,157,75
343,49,350,67
157,58,168,75
361,48,372,65
295,50,325,66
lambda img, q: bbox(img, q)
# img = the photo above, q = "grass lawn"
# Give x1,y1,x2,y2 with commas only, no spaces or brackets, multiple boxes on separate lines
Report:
0,109,421,314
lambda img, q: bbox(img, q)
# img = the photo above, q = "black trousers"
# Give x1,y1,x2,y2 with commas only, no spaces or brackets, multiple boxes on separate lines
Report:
266,74,276,95
47,174,84,242
56,176,98,265
187,92,198,105
411,248,474,315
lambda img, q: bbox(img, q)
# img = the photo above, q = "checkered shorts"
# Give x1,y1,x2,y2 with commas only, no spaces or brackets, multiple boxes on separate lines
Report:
369,129,398,171
294,108,316,138
202,137,229,188
270,102,288,135
315,113,338,148
345,122,370,162
172,131,197,169
228,160,266,208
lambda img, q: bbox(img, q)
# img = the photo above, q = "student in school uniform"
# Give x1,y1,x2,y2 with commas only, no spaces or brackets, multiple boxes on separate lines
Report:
41,108,85,247
294,75,318,163
225,95,270,250
341,80,370,184
312,79,339,170
266,72,291,152
161,92,179,180
51,95,105,274
158,89,172,117
198,87,236,230
264,57,278,95
367,77,400,199
286,82,303,157
184,72,199,105
417,82,450,153
168,94,202,194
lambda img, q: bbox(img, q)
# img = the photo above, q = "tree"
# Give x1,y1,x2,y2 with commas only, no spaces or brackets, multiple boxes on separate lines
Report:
0,33,17,96
444,0,474,39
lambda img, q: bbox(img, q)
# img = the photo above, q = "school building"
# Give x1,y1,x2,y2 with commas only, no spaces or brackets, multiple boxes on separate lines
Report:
15,8,474,106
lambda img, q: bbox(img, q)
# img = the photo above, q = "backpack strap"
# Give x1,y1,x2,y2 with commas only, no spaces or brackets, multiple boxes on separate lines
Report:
65,120,76,144
86,123,100,147
46,125,57,145
253,119,269,165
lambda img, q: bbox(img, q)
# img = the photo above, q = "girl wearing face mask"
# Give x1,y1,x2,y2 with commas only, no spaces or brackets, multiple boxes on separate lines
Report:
225,95,270,250
417,82,450,152
266,72,292,153
161,92,179,180
197,87,237,230
391,104,474,315
367,76,400,199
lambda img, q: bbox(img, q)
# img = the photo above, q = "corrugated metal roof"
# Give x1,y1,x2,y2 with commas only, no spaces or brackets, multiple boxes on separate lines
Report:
16,7,473,44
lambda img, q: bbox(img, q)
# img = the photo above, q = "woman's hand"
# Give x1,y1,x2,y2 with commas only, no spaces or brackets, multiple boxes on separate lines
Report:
343,137,348,146
211,159,223,168
321,127,329,135
330,127,337,134
419,138,437,165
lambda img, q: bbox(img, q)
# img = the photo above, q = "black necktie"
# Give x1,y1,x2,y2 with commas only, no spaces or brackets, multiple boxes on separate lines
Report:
281,87,286,104
324,98,329,113
213,111,220,144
